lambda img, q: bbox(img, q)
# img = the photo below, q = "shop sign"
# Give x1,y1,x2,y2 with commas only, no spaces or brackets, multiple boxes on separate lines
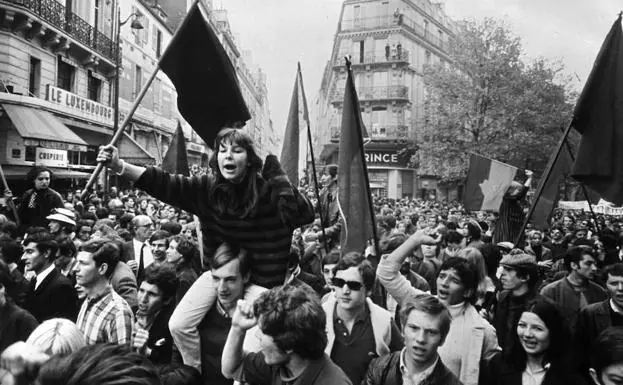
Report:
188,142,205,153
35,147,68,167
364,150,408,167
46,85,114,126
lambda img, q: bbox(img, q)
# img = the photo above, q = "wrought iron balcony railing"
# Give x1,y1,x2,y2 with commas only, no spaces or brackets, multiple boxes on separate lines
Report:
4,0,116,61
340,15,450,51
331,124,410,141
335,49,410,66
332,85,409,103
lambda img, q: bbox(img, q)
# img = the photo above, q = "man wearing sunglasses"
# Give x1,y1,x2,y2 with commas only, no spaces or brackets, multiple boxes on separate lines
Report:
322,252,403,385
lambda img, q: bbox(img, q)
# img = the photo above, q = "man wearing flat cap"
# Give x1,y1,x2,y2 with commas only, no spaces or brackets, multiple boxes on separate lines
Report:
492,250,543,359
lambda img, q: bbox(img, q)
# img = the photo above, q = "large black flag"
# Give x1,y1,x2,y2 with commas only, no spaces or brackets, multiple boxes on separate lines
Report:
160,3,250,149
571,15,623,204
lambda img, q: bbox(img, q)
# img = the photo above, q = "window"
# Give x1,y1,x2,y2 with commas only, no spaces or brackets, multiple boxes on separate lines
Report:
154,29,162,58
134,65,142,98
425,50,431,66
57,58,75,92
424,19,429,36
25,146,36,162
359,41,365,64
87,71,101,102
29,57,41,97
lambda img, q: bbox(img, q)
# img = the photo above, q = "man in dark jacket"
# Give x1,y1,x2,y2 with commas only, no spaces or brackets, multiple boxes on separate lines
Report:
0,259,38,353
21,228,78,322
317,164,342,250
363,293,461,385
132,263,179,365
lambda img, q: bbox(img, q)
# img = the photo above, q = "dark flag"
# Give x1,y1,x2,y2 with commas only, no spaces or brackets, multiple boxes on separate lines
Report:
338,61,376,254
160,2,250,148
571,15,623,204
464,154,517,212
161,122,189,176
280,63,309,185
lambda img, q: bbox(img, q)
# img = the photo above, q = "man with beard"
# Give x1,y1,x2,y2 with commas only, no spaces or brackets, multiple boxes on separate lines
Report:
132,264,178,365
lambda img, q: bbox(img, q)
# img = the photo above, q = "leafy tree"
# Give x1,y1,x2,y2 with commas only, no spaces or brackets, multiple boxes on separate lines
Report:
416,18,576,183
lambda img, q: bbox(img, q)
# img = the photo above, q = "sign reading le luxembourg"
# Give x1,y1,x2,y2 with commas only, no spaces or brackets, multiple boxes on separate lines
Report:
45,85,113,126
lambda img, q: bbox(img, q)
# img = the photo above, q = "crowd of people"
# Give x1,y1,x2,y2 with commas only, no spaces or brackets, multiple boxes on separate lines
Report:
0,128,622,385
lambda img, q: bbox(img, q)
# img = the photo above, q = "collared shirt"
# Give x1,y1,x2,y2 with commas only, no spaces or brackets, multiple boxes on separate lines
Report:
77,285,134,345
522,363,549,385
133,239,153,268
399,348,439,385
35,264,56,290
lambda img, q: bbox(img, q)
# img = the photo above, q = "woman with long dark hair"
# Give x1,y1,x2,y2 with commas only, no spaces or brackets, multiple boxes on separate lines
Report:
486,297,587,385
97,128,315,369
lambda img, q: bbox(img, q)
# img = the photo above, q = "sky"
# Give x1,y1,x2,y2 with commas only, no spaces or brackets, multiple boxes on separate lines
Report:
218,0,622,150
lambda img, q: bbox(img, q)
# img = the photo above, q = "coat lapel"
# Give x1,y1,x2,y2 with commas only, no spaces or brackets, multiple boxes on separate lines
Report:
34,268,58,294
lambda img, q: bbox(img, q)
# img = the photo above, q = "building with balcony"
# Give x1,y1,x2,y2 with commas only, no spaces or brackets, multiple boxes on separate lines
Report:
316,0,455,200
0,0,135,193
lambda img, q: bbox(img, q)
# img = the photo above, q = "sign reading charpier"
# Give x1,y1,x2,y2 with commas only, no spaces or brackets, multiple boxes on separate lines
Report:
46,85,114,126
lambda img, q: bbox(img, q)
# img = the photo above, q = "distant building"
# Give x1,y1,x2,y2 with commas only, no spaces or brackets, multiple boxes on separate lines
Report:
316,0,456,200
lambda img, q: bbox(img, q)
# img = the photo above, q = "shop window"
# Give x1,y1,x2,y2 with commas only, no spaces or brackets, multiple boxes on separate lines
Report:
29,57,41,97
68,150,80,165
84,147,98,165
57,58,75,92
25,146,36,162
87,71,101,102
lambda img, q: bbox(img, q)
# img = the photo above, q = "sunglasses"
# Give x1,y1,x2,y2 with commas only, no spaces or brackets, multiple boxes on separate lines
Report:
332,277,364,291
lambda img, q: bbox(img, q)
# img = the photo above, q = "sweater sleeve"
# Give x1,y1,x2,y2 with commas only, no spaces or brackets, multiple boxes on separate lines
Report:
135,167,212,216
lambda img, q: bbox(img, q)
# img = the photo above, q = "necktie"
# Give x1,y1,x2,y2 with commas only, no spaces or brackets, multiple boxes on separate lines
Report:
138,243,146,282
28,191,38,208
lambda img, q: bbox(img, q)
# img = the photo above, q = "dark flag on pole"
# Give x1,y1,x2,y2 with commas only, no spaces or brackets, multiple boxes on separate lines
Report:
571,15,623,204
160,2,250,149
161,122,189,177
280,63,308,185
338,59,377,254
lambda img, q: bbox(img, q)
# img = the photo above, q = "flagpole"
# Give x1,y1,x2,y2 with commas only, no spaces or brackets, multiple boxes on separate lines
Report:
345,57,380,257
560,128,602,236
81,0,202,200
0,163,20,227
514,120,573,246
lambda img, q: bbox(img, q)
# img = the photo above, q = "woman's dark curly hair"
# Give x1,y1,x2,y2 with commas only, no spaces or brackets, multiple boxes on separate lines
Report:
208,128,264,219
253,284,327,359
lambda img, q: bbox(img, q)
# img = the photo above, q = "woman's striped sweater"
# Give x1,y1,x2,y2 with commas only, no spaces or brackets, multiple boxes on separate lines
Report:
136,167,315,288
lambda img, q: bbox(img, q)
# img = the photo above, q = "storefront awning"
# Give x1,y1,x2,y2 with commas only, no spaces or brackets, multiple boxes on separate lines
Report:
3,104,89,151
1,165,91,179
118,132,156,166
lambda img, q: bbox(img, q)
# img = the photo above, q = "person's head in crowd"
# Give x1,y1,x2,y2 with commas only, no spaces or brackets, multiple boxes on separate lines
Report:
160,221,182,236
46,208,76,236
399,294,452,369
575,225,588,240
27,166,53,191
332,251,375,312
158,365,202,385
499,251,539,295
36,344,161,385
209,128,263,184
590,327,623,385
510,297,568,371
605,264,623,311
108,197,123,211
108,209,124,223
321,249,340,286
166,235,197,267
528,230,543,248
93,218,115,231
95,207,109,221
76,220,92,242
0,238,23,267
444,230,465,258
565,245,598,282
81,211,97,226
177,215,191,227
181,222,196,240
253,284,327,363
480,243,502,280
320,164,338,188
377,214,397,236
85,204,97,216
118,212,135,230
0,220,19,239
22,228,58,275
420,242,440,260
210,242,250,312
75,238,120,295
436,257,479,305
54,235,77,272
122,196,136,210
138,264,179,320
600,232,619,253
562,214,575,229
464,220,482,243
116,228,132,242
458,247,487,286
132,215,155,242
149,230,171,264
396,219,408,234
90,223,117,240
26,318,86,356
0,259,13,306
549,225,565,243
